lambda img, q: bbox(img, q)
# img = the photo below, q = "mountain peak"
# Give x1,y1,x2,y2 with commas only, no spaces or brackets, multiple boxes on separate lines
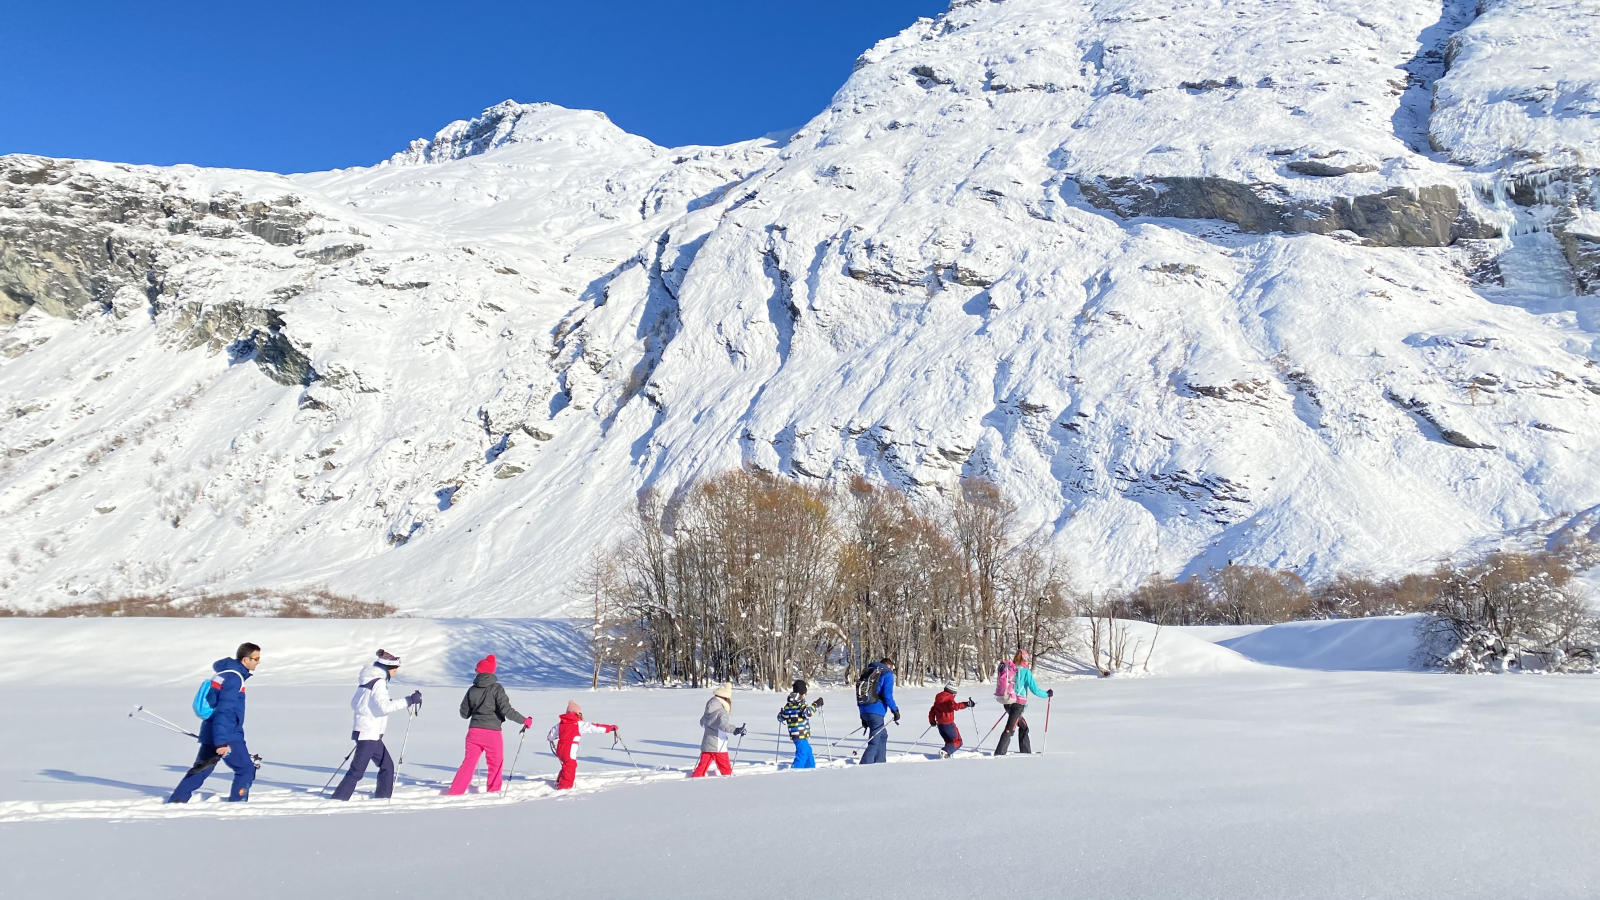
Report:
385,100,649,166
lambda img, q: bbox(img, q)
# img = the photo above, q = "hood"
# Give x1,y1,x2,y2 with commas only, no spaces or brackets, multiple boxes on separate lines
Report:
785,692,805,704
357,662,389,686
704,696,728,714
558,711,581,724
213,657,251,680
472,672,498,688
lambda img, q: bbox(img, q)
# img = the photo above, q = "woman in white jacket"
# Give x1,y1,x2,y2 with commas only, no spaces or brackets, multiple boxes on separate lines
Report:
332,649,422,801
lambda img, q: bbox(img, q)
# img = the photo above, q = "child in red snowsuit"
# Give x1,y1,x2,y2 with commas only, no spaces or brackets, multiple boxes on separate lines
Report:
546,700,615,790
928,682,976,757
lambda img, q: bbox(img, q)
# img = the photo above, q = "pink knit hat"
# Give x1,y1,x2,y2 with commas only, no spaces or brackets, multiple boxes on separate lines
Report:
566,700,582,715
475,654,497,674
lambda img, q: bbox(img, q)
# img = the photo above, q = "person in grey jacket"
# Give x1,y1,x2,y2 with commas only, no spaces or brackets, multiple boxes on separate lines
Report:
447,654,532,794
692,684,746,778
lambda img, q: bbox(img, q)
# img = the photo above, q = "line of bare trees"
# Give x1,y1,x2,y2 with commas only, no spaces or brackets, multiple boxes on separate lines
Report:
578,472,1075,689
578,469,1599,683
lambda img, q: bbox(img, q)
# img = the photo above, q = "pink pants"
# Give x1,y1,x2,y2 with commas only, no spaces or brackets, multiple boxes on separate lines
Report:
448,727,505,795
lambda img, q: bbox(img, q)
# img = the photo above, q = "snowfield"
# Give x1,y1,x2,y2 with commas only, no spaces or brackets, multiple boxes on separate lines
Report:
2,0,1599,614
0,618,1597,899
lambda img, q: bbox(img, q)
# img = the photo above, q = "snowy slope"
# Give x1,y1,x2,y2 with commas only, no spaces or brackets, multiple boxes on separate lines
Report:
3,0,1600,614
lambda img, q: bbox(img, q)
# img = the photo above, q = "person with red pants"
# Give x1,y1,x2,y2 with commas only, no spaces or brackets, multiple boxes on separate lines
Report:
546,700,615,790
448,655,533,795
928,681,977,757
692,684,746,777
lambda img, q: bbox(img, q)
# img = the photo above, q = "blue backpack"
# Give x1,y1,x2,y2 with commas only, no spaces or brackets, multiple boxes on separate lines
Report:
192,670,242,719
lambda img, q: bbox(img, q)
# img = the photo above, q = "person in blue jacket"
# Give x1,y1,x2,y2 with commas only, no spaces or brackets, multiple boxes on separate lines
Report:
855,657,899,765
168,643,260,803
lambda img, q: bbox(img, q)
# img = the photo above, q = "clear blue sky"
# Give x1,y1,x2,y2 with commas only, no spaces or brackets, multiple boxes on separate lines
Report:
0,1,948,173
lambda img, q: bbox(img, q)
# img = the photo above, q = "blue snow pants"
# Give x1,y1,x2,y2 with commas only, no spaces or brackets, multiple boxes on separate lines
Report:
790,737,816,769
938,723,962,755
859,713,888,764
169,740,254,803
332,736,395,800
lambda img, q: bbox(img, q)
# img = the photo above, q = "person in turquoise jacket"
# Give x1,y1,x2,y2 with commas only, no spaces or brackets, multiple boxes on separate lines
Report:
995,648,1052,755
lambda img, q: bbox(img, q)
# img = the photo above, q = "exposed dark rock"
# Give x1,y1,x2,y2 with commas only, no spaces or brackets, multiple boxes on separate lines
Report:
1077,175,1495,247
1286,160,1379,177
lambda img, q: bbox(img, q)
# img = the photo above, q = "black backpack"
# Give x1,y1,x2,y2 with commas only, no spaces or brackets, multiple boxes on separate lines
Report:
854,664,882,706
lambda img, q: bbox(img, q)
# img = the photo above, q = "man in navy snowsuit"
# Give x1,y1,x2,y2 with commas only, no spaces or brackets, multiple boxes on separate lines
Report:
856,657,899,765
169,643,259,803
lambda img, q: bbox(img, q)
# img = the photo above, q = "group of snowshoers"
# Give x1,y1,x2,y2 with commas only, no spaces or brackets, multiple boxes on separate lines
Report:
165,643,1052,804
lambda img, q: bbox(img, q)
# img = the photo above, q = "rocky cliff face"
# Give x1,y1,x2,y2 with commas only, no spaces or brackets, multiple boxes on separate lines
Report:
1,0,1597,614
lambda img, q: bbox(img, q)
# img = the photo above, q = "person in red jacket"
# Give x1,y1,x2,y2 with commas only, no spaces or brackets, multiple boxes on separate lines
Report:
928,681,976,757
546,700,615,790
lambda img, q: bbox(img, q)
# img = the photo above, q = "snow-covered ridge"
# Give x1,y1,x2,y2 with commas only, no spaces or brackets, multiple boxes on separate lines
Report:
1,0,1598,615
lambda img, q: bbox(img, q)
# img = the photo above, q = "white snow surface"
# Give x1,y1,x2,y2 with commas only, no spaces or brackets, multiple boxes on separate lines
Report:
3,0,1600,615
1,619,1597,899
1218,614,1425,670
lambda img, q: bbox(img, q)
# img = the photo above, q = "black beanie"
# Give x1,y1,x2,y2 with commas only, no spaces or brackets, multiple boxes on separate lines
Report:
792,679,807,696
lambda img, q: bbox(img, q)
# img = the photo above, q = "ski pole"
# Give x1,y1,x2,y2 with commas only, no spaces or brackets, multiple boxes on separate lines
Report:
819,708,833,763
775,722,782,767
612,730,645,772
827,725,864,751
504,727,528,796
903,725,934,758
1042,695,1052,755
397,708,415,765
731,724,747,768
978,712,1007,754
968,700,980,750
128,706,198,739
320,745,357,796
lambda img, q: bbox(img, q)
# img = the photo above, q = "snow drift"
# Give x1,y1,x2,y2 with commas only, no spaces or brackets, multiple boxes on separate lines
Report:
3,0,1599,614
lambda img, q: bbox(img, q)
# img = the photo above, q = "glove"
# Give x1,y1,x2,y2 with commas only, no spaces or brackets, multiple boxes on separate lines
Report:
892,709,901,725
407,691,423,707
606,724,618,733
733,725,747,737
964,699,976,709
520,722,530,733
1046,689,1054,698
812,697,824,708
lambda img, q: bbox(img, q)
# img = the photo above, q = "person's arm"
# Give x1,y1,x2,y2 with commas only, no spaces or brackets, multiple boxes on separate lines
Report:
494,685,530,727
546,724,559,743
578,721,614,735
371,678,408,716
209,673,244,750
881,672,898,712
1024,666,1049,701
460,689,474,720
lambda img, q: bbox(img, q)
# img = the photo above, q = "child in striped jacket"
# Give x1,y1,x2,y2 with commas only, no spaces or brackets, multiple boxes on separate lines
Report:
776,680,824,769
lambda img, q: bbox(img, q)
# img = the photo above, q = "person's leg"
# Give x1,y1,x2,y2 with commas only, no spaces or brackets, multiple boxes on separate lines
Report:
168,745,218,803
1017,713,1032,754
448,729,488,795
995,704,1023,755
222,740,255,802
692,752,713,778
862,713,887,764
794,738,815,769
332,740,377,801
484,730,506,792
373,740,396,799
938,723,959,755
712,752,732,775
557,755,578,789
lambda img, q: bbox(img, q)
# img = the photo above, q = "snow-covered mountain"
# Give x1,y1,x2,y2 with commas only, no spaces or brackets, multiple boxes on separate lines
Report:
2,0,1598,615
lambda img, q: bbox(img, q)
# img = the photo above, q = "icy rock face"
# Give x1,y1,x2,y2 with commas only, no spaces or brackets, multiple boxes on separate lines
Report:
1,0,1598,615
1429,0,1600,296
